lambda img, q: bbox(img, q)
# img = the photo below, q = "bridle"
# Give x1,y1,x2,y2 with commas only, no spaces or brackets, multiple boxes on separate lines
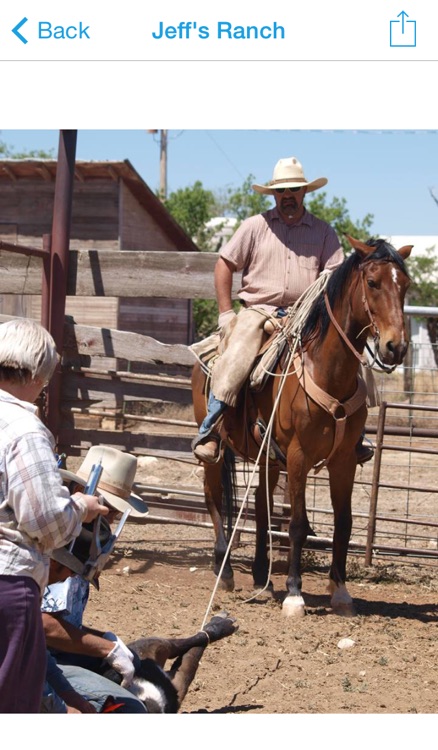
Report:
323,259,398,373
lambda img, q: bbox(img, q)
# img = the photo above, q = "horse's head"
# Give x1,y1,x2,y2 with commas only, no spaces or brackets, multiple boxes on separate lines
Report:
346,235,412,366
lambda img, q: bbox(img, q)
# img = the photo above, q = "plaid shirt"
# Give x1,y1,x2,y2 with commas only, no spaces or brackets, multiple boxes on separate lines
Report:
0,389,87,592
220,207,344,311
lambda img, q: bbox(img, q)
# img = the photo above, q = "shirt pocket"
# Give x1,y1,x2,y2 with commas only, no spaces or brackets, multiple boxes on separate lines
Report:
297,254,319,270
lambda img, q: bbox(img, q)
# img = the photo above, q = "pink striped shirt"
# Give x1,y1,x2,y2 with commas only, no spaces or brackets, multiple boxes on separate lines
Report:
220,207,344,310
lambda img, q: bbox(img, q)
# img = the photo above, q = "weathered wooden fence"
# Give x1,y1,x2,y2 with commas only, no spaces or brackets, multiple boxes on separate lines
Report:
1,246,437,566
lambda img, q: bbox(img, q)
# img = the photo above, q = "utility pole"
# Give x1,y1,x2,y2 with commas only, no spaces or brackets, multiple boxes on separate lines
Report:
159,129,168,201
147,129,168,201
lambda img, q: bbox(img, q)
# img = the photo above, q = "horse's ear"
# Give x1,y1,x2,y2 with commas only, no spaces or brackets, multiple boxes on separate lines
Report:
344,234,374,257
397,245,413,260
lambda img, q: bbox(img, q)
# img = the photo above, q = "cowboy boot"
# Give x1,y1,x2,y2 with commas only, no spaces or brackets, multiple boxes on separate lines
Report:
192,392,227,464
355,432,374,464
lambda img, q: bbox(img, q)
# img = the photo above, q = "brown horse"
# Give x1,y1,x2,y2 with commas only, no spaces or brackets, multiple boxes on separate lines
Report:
192,236,412,617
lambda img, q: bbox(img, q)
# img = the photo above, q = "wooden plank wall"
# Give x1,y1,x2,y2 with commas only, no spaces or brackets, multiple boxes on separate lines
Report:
0,180,121,250
0,249,224,460
0,248,228,297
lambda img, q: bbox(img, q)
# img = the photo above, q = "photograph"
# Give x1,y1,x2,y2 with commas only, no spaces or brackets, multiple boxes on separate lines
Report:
0,128,436,727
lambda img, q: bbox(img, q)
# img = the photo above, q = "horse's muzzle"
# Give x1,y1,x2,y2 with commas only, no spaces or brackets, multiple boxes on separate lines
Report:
379,339,408,366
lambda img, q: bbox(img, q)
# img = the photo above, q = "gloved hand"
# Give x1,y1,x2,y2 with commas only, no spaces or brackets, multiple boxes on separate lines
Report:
218,309,237,329
103,632,135,688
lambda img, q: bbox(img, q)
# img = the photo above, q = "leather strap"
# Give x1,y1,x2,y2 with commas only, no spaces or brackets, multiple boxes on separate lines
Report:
324,291,368,366
293,353,367,473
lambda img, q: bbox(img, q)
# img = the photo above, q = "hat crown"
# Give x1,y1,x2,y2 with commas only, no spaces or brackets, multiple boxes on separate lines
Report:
252,155,327,196
271,157,305,184
78,446,136,499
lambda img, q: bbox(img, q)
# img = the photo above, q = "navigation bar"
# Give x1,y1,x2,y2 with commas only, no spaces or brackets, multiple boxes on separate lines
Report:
0,3,434,61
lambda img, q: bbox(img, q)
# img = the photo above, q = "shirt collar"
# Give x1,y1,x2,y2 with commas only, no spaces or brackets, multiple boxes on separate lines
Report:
269,206,313,227
0,387,38,414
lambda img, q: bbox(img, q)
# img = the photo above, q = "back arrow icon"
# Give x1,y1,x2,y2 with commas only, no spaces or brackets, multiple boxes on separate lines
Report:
12,17,28,44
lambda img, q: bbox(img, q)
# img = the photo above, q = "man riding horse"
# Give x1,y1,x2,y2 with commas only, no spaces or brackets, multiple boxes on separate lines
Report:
191,155,374,465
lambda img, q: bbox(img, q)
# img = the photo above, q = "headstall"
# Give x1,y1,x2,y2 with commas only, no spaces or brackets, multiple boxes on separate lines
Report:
323,262,396,372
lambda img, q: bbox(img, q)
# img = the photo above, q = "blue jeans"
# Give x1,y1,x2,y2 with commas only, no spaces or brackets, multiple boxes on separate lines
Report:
199,391,227,436
59,664,148,713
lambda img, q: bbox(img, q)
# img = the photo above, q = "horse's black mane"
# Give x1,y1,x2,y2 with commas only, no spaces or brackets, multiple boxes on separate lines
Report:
300,238,409,346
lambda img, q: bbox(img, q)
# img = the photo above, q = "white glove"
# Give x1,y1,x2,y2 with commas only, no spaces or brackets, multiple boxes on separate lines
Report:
218,310,237,329
103,632,135,688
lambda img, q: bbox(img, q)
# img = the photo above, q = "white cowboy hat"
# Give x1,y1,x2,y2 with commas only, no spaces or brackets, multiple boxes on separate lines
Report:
252,156,328,195
60,445,149,521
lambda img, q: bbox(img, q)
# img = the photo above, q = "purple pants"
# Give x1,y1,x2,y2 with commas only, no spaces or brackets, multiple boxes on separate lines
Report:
0,575,46,712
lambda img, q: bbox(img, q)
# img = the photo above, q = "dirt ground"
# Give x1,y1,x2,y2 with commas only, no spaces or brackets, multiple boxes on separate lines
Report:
83,459,438,716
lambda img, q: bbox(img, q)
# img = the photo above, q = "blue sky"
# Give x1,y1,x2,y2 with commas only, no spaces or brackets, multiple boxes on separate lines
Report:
2,129,438,236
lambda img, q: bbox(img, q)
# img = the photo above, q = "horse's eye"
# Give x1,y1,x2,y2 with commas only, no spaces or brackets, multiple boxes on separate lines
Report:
367,279,377,289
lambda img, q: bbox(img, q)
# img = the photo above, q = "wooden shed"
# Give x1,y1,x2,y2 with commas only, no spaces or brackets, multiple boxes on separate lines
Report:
0,158,199,346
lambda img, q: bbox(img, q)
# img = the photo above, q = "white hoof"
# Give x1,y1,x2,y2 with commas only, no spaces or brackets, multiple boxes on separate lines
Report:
328,582,356,616
282,595,306,618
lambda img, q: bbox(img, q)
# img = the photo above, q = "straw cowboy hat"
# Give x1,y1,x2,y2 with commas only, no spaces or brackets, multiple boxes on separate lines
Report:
252,156,328,195
60,445,149,521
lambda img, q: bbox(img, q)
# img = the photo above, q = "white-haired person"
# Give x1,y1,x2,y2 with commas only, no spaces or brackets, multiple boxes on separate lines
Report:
0,318,108,713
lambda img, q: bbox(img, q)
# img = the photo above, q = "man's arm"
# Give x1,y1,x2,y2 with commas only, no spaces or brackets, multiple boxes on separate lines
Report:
42,612,113,658
43,612,136,687
214,257,236,314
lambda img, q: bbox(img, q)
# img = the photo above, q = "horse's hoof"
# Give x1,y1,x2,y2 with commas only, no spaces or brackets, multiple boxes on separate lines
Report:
253,583,275,599
282,595,306,618
218,576,235,592
329,582,355,616
332,602,357,617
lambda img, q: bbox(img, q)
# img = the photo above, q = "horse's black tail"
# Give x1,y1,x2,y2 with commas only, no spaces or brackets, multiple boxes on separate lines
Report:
221,446,238,542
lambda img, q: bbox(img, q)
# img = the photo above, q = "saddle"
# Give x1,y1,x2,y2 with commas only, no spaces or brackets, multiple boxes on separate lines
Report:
189,324,287,392
249,326,288,391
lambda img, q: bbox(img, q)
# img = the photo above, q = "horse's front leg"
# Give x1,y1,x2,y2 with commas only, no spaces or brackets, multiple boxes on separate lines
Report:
204,462,234,591
251,463,279,594
327,453,357,616
283,447,313,618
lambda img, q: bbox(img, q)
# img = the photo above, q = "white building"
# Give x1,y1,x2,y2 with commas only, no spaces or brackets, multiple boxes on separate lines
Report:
205,216,237,252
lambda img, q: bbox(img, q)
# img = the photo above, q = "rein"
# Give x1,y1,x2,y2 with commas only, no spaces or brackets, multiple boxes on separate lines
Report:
323,265,381,368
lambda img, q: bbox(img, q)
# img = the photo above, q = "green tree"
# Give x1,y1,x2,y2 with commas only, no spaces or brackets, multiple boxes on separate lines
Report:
219,174,271,223
164,180,220,338
405,246,438,367
164,181,216,249
0,135,54,159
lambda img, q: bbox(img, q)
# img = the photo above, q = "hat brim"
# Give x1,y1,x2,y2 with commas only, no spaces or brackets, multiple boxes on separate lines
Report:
252,177,327,195
59,468,150,521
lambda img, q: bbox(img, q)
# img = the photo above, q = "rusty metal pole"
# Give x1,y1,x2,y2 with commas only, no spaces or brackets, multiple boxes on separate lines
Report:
46,130,77,442
41,233,52,331
364,401,387,566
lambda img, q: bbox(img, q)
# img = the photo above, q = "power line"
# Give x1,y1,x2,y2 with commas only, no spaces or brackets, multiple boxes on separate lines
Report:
203,131,245,180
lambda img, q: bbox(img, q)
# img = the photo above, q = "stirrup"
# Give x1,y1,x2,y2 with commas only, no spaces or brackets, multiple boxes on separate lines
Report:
356,438,374,465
